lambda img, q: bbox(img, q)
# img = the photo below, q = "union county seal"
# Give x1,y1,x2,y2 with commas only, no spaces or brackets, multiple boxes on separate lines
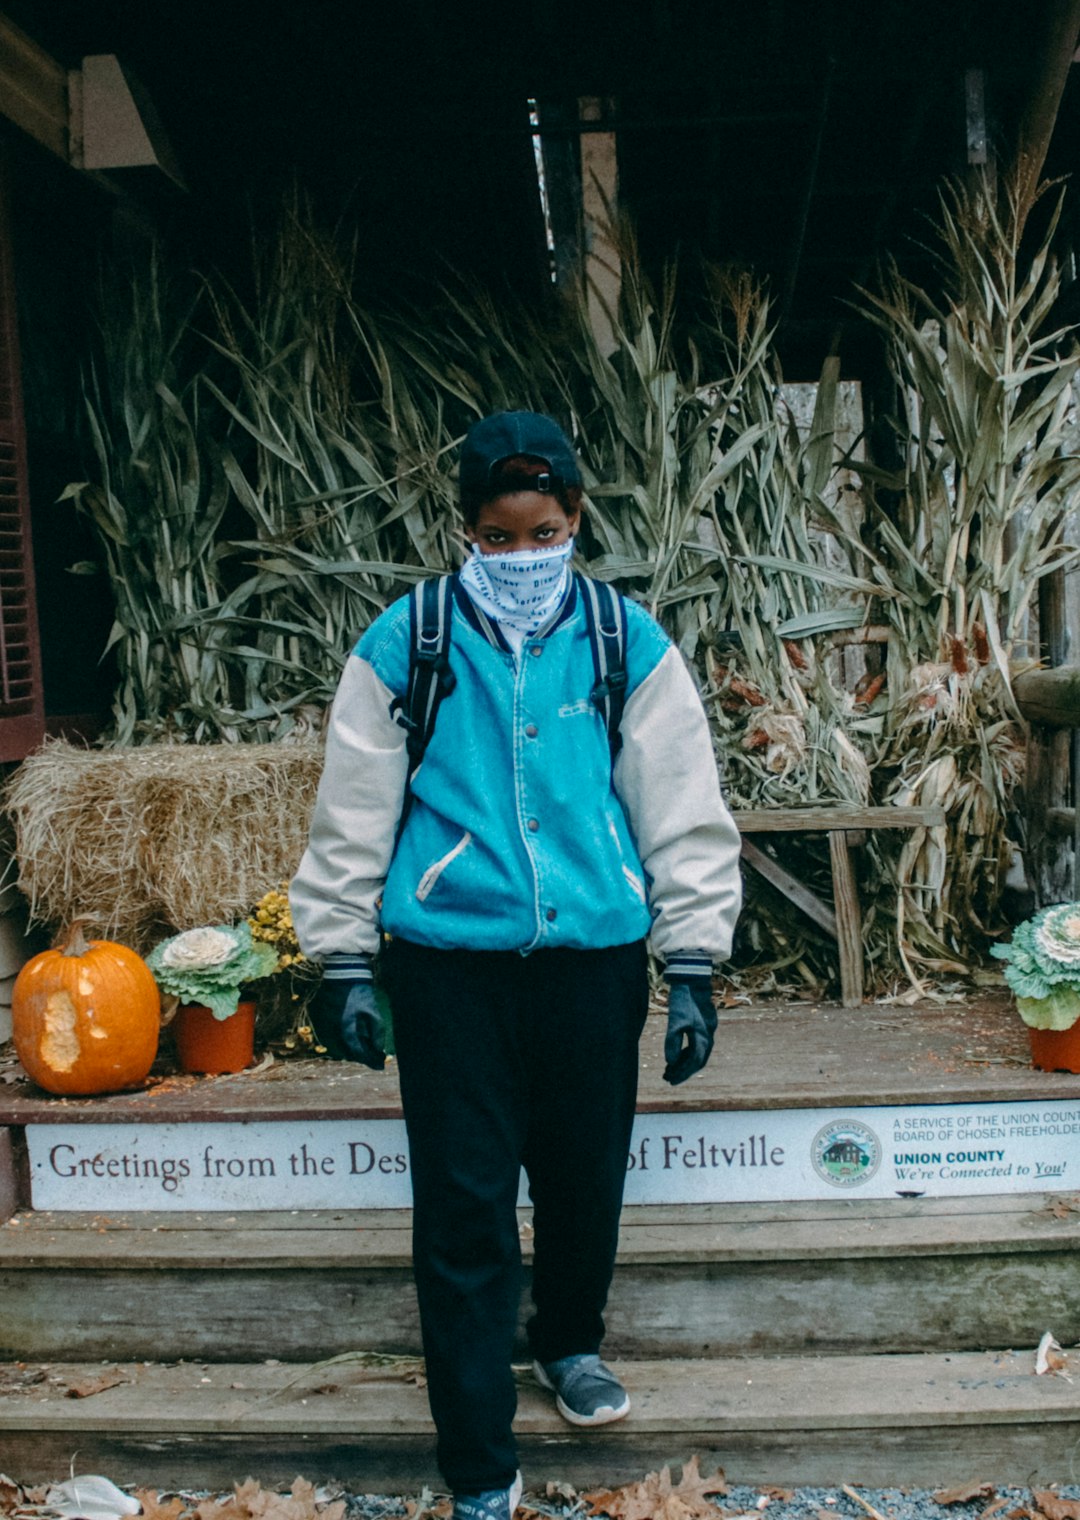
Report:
811,1119,881,1188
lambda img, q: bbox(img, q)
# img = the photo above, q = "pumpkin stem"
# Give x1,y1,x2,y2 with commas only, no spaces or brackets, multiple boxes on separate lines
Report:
59,918,94,957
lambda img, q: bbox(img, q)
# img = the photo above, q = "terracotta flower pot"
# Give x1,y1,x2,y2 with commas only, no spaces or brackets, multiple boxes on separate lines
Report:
1028,1021,1080,1074
175,999,256,1075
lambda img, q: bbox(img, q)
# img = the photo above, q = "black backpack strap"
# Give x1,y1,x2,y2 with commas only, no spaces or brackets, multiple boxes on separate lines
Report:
579,575,628,763
395,574,457,788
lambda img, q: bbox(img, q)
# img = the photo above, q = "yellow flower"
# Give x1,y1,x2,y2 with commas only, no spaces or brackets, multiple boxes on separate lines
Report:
247,886,304,969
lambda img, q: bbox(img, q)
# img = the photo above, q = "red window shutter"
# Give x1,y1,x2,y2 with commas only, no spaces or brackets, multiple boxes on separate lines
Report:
0,149,44,761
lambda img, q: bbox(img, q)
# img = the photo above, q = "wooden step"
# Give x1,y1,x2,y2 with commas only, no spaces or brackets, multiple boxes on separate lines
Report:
1,994,1073,1125
5,998,1079,1217
2,1193,1078,1362
1,1349,1077,1490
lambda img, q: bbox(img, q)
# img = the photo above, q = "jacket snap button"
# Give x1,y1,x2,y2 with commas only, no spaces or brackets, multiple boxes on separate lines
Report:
525,724,538,738
546,907,557,922
530,645,543,657
527,817,539,832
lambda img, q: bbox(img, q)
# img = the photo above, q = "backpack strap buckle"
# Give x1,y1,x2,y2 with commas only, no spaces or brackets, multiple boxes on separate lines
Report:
413,645,457,691
591,667,628,701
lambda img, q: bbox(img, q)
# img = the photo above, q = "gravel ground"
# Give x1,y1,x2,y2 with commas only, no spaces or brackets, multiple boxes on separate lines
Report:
16,1476,1079,1520
708,1487,1080,1520
330,1484,1080,1520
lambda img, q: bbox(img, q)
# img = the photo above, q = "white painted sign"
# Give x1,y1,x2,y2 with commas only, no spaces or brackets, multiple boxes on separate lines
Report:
25,1097,1080,1211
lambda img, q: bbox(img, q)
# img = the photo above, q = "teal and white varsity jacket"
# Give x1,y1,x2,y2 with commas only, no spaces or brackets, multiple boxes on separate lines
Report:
290,574,742,970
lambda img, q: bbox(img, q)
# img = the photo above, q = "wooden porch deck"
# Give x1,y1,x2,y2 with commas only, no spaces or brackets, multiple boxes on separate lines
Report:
0,989,1075,1125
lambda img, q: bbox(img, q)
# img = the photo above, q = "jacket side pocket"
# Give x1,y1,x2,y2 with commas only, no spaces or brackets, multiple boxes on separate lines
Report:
415,830,473,902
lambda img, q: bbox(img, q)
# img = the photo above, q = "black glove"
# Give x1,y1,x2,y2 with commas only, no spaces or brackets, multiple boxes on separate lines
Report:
310,955,385,1070
663,978,718,1086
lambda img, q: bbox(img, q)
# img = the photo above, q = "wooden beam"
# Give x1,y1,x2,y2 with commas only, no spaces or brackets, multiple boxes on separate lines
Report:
1030,565,1074,897
829,831,864,1007
0,14,68,162
0,1128,17,1224
733,805,945,833
965,68,989,167
1012,0,1080,223
1039,564,1069,668
1025,723,1073,906
535,96,583,291
0,148,46,760
1014,665,1080,726
579,96,620,357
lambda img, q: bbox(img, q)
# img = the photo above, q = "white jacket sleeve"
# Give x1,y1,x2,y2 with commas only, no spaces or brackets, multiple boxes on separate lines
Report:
614,644,743,964
289,655,408,960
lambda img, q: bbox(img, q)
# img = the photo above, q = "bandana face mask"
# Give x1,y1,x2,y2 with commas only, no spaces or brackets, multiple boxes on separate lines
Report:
458,539,575,635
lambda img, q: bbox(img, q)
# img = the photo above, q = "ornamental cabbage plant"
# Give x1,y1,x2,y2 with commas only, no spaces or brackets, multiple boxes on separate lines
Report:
990,903,1080,1030
146,922,278,1021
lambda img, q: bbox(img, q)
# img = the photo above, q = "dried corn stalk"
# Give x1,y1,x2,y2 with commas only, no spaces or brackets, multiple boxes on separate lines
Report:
53,176,1078,992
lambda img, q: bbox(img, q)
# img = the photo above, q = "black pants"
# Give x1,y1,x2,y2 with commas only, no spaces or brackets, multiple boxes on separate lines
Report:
383,937,648,1495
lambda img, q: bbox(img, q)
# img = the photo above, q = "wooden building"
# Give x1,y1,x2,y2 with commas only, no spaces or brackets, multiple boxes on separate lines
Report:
1,0,1080,745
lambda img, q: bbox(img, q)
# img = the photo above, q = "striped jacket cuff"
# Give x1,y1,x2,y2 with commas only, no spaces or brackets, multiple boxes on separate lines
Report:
321,952,374,982
664,950,714,984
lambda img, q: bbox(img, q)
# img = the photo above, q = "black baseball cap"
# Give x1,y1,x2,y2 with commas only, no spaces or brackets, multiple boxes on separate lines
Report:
459,411,582,496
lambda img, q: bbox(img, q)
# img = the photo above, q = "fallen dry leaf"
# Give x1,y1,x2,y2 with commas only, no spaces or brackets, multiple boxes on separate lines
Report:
64,1373,130,1400
933,1482,995,1505
1047,1196,1080,1220
0,1476,23,1517
133,1494,190,1520
196,1479,345,1520
1032,1494,1080,1520
1035,1332,1068,1376
585,1456,728,1520
546,1483,577,1503
980,1498,1014,1520
196,1485,255,1520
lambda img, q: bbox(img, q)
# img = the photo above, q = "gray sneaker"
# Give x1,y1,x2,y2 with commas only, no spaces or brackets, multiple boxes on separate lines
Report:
533,1353,631,1426
452,1472,522,1520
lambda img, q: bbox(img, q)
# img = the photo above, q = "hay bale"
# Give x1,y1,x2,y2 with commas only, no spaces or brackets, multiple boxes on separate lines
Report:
3,740,326,952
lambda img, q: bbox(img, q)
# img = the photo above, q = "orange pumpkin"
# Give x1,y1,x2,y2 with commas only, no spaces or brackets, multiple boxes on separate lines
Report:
12,920,161,1095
